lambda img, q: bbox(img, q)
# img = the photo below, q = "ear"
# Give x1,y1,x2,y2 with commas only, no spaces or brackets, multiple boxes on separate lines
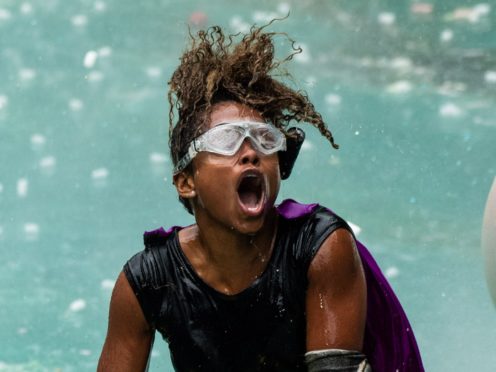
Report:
173,171,196,199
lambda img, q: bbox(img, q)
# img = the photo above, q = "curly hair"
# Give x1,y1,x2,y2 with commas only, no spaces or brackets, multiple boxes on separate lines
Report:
168,22,339,213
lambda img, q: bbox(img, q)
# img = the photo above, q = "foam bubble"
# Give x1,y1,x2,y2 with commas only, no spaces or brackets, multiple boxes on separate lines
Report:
17,178,28,198
19,68,36,81
474,3,491,16
386,80,412,94
84,50,98,68
252,11,278,24
347,221,362,236
17,327,28,335
449,7,484,23
439,102,463,118
0,8,12,21
69,298,87,312
91,167,108,180
69,98,84,111
229,16,250,34
39,156,56,169
20,3,33,14
0,95,8,110
149,152,168,164
98,46,112,57
440,29,453,42
94,1,107,12
484,70,496,84
385,266,400,279
378,12,396,25
300,140,314,152
390,57,412,70
189,11,208,28
71,14,88,27
325,94,342,106
410,3,433,15
151,350,160,358
146,66,162,78
277,3,290,15
294,43,311,64
31,133,46,147
24,223,39,240
86,70,104,83
101,279,115,290
304,76,316,88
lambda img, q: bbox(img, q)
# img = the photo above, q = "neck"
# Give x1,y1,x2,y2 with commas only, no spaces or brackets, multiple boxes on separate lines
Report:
181,207,279,294
198,208,278,266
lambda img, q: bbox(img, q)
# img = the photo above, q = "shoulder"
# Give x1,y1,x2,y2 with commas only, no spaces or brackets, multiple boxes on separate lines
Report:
278,200,354,266
122,227,182,328
278,199,352,237
123,227,180,306
307,228,361,284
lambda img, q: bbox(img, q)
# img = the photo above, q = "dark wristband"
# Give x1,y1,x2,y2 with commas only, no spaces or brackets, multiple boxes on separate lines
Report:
305,349,371,372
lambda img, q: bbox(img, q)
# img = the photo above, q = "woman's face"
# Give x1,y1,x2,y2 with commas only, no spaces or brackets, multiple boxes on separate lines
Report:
188,101,281,235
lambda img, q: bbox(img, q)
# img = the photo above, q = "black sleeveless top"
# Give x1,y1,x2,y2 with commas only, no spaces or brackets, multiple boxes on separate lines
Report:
124,205,351,372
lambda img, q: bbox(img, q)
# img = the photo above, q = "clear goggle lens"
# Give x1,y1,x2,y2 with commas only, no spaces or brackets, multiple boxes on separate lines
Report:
174,121,286,173
201,122,285,155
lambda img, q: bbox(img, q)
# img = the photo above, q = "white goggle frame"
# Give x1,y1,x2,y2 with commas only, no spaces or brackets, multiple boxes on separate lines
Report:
174,121,286,174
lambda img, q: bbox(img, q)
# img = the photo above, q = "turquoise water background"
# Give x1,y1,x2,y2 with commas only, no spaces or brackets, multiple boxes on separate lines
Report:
1,0,496,370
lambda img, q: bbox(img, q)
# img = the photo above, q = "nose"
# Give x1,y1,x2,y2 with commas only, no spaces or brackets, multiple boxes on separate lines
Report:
238,138,260,166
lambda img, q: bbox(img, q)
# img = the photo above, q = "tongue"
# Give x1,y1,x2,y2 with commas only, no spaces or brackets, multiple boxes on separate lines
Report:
239,190,259,208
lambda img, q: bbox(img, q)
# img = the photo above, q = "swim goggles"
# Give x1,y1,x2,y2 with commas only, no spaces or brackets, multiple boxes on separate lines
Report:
173,121,287,174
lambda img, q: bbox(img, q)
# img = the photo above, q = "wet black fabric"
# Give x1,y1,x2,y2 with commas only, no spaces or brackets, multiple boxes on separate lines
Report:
124,206,351,372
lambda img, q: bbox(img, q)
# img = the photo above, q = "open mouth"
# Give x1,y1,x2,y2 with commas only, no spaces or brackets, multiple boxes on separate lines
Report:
237,171,266,214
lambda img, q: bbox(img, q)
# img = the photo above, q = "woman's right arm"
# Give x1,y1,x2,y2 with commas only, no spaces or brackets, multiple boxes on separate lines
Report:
98,271,154,372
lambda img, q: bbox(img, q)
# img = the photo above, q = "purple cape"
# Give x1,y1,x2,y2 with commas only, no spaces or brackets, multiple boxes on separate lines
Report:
147,199,424,371
278,199,424,371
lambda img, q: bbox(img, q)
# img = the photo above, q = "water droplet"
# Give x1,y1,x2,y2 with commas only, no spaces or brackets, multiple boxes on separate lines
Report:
20,3,33,15
146,66,162,78
149,152,168,164
19,68,36,81
439,102,463,118
69,98,84,111
94,1,107,12
484,71,496,84
0,94,8,110
69,298,86,312
91,167,108,180
84,50,98,68
378,12,396,26
30,133,46,148
71,14,88,27
0,8,13,21
17,327,28,335
440,29,453,42
101,279,115,290
385,266,400,279
325,93,342,106
17,178,28,198
40,156,57,170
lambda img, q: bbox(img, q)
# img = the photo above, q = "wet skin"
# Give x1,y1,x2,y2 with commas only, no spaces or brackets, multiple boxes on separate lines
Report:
98,101,367,371
174,101,281,295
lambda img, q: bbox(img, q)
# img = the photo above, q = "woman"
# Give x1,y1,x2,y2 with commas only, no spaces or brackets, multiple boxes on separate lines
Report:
98,24,423,371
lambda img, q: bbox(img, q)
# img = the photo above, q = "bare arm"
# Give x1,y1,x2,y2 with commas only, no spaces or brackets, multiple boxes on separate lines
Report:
98,271,154,372
306,228,367,351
